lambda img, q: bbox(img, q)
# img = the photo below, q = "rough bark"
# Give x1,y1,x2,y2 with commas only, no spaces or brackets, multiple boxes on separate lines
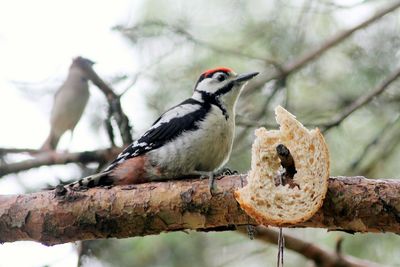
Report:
0,176,399,245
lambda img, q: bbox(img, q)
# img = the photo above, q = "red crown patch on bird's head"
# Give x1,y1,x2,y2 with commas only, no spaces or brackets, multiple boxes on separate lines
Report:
194,67,235,90
202,67,234,78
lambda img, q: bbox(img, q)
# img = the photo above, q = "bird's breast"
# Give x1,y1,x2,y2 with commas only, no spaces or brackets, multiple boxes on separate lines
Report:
192,106,235,171
146,106,235,177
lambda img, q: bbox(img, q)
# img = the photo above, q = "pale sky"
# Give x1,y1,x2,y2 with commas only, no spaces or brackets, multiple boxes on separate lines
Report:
0,1,144,266
0,0,153,194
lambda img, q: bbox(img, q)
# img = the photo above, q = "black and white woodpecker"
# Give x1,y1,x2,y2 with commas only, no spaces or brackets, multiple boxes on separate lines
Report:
68,67,259,190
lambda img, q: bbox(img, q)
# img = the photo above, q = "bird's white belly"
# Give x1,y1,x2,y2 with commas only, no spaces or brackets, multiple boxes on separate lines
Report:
147,107,234,178
193,110,233,171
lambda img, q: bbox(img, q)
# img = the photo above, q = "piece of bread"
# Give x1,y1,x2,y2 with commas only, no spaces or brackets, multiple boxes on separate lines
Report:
234,106,330,226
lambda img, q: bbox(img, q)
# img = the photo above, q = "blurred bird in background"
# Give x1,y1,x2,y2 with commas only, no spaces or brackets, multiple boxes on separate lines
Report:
41,57,95,151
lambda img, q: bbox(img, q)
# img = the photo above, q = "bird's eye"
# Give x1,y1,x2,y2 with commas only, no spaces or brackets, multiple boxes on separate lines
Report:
215,73,228,82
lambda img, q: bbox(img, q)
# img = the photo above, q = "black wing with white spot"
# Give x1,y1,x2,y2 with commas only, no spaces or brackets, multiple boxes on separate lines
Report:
103,98,210,172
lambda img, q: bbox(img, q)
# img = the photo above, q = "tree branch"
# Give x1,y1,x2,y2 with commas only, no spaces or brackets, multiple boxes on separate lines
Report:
243,0,400,96
235,1,400,149
238,226,381,267
321,66,400,131
347,114,400,173
1,176,399,245
0,148,42,155
117,21,281,67
0,148,122,177
281,0,400,77
78,63,133,145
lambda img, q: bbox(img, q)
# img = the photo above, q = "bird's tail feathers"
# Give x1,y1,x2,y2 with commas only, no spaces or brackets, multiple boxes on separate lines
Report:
67,171,114,189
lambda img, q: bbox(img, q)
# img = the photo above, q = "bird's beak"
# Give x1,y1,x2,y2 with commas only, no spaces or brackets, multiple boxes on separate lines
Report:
234,72,259,83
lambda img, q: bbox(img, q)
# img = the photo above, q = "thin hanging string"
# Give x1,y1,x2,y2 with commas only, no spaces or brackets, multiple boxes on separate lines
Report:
277,228,285,267
277,173,285,267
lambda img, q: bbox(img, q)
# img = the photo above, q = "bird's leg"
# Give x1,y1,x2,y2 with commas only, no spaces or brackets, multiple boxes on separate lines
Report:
208,171,216,194
189,171,217,195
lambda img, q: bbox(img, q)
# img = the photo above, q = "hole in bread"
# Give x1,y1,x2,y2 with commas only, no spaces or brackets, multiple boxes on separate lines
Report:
275,144,300,189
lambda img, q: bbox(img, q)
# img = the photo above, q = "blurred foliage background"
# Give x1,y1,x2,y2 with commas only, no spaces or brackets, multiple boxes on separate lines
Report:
81,1,400,266
115,0,400,179
2,0,400,266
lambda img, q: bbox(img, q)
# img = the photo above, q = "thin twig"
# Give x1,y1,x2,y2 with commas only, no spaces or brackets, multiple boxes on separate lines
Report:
77,240,95,267
78,63,133,145
292,0,315,51
119,20,281,68
358,124,400,175
282,1,400,76
348,114,400,173
119,43,180,96
0,148,122,178
119,73,140,97
235,116,276,129
238,226,382,267
0,148,42,155
320,0,375,10
234,1,400,147
321,66,400,131
244,0,400,96
104,112,116,147
335,236,344,257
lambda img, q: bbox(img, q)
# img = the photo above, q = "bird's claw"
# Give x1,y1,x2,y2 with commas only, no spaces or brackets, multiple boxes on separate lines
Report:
193,171,218,195
215,167,238,176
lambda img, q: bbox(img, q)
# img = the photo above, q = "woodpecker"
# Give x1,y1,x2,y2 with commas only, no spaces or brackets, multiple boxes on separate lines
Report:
68,67,258,190
41,57,95,151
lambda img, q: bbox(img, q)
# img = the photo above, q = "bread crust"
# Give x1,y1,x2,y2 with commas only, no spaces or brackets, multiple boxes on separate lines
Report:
235,106,330,226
